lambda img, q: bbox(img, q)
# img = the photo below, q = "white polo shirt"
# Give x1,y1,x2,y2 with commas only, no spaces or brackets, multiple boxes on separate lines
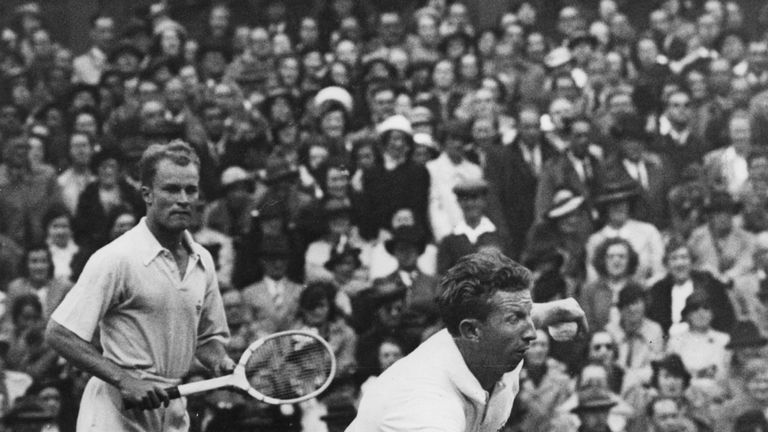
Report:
51,218,230,379
346,329,522,432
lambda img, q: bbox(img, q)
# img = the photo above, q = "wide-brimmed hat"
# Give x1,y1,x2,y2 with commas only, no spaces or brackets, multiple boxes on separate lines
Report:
384,225,427,256
453,177,489,198
523,245,565,270
315,86,354,113
547,188,585,219
377,114,413,137
595,175,641,205
324,245,362,272
703,190,739,215
726,320,768,349
571,386,617,413
261,156,299,186
257,235,292,259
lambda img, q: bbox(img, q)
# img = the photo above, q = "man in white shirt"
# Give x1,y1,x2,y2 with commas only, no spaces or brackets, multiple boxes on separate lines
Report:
72,15,115,85
348,250,587,432
704,111,752,196
426,122,483,242
46,142,234,431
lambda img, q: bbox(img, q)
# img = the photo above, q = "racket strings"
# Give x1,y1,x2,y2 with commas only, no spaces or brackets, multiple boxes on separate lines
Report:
243,336,334,401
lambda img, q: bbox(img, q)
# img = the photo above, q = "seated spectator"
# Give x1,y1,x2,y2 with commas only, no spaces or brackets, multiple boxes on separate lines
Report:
368,207,438,279
571,385,617,432
6,245,71,320
292,281,357,380
526,188,593,282
517,329,573,431
581,237,640,332
646,396,700,432
41,205,78,282
437,178,503,275
666,291,730,383
24,380,65,432
623,354,695,432
304,199,370,284
72,147,143,249
241,236,303,334
688,189,755,282
425,122,483,243
358,337,404,398
732,233,768,338
585,331,626,394
68,205,137,282
189,199,234,290
203,165,257,240
56,132,95,215
713,357,768,431
586,175,665,283
605,282,665,390
353,287,406,384
324,245,368,311
736,147,768,233
370,225,439,308
724,320,768,401
648,238,735,335
703,111,752,196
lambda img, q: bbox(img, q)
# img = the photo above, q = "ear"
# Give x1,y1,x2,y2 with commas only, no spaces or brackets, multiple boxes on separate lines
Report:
458,318,482,342
141,185,152,206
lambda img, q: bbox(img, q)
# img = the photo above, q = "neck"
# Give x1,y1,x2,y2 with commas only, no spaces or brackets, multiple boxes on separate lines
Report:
607,275,626,284
146,216,185,251
465,215,482,228
608,219,626,229
456,339,504,391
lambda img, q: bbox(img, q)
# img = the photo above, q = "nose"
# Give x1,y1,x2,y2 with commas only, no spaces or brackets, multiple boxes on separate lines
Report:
522,317,537,343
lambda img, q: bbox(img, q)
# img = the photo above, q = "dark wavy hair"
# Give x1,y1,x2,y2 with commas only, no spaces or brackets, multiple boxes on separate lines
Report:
439,250,532,336
650,353,692,390
592,237,639,278
298,281,340,323
18,244,53,280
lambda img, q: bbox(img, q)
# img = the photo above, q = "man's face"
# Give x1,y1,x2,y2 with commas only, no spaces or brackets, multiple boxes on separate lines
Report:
657,369,684,396
457,194,486,221
607,201,630,227
588,332,615,364
249,28,271,58
142,159,199,232
476,290,536,373
325,167,349,198
384,131,409,162
621,138,644,162
379,13,403,44
140,101,166,133
202,107,225,140
69,134,92,166
378,341,403,371
651,399,680,432
209,6,230,35
666,93,692,126
730,117,752,153
371,90,395,122
261,257,288,280
473,89,495,118
392,242,419,270
164,79,186,113
433,61,455,89
605,243,630,277
570,120,591,156
621,300,645,332
667,247,692,282
580,410,611,432
299,18,319,46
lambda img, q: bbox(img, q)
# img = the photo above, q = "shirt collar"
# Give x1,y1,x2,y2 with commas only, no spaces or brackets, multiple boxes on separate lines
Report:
453,216,496,244
137,218,204,269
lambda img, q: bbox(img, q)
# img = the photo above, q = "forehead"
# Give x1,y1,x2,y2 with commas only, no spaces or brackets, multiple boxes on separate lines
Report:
490,289,532,313
153,159,200,184
591,332,613,344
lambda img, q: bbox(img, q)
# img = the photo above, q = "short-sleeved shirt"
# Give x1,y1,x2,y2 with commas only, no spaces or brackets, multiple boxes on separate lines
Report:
346,329,522,432
51,218,230,379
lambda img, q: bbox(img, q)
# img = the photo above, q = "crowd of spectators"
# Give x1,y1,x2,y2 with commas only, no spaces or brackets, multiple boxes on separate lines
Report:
1,0,768,431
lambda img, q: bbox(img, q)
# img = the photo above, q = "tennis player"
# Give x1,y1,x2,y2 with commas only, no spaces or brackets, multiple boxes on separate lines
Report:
46,141,235,431
347,250,588,432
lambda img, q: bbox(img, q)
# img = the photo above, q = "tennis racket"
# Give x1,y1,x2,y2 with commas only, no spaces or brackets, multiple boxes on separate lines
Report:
124,330,337,409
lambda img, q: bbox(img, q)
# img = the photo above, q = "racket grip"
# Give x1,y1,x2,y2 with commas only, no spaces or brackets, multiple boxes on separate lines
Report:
123,386,181,410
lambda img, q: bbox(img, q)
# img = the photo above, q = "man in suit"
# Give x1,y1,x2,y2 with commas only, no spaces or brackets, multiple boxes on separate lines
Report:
651,89,711,180
535,116,604,222
485,105,556,259
606,114,671,228
732,234,768,338
370,225,439,308
242,235,304,334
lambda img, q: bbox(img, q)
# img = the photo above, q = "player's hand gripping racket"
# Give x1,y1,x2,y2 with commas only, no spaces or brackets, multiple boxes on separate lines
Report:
124,330,337,409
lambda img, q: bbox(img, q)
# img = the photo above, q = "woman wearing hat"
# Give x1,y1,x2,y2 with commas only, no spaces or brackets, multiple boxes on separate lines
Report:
666,291,730,383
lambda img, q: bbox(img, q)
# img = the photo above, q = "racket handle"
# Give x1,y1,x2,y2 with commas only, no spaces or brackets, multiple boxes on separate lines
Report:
123,386,181,410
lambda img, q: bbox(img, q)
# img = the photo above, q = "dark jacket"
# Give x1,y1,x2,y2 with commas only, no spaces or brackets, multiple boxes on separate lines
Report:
647,270,736,334
73,180,144,249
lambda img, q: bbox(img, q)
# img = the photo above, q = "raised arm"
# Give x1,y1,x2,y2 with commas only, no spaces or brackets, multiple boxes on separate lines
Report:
530,298,589,337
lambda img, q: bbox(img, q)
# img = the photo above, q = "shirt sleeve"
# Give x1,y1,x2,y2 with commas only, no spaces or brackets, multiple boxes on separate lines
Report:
50,248,124,342
196,252,230,347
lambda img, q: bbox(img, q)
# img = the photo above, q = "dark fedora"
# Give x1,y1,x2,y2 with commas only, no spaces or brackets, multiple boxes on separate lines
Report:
257,235,292,259
703,190,739,215
523,245,564,271
546,188,585,219
595,174,641,205
384,225,427,256
571,386,617,414
726,320,768,349
324,245,362,272
261,155,299,186
2,396,55,425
